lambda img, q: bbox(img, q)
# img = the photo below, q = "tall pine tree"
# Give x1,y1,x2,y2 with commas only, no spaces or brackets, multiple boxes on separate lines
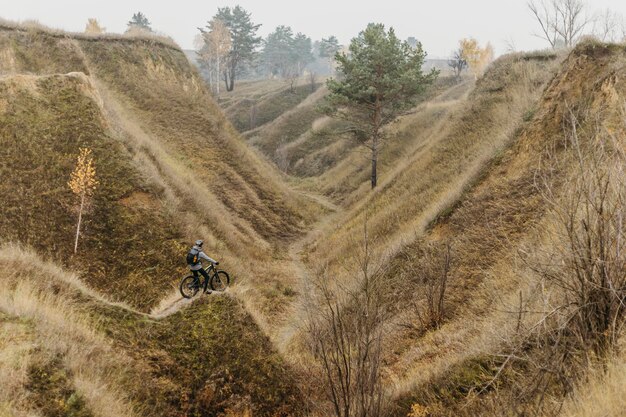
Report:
127,12,152,33
323,24,437,189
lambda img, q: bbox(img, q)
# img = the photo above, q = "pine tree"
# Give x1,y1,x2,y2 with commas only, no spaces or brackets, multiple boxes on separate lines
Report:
323,24,437,189
68,148,98,254
319,35,340,73
127,12,152,33
262,25,295,78
292,33,314,76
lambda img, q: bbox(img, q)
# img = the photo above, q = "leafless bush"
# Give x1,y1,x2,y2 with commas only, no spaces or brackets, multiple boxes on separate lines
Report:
288,71,299,94
307,220,388,417
535,109,626,360
403,242,451,331
528,0,592,48
494,108,626,414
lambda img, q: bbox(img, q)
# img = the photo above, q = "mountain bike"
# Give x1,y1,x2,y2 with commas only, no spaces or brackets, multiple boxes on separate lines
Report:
179,263,230,298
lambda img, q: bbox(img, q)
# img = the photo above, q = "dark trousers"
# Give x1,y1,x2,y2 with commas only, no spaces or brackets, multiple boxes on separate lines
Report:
192,267,211,290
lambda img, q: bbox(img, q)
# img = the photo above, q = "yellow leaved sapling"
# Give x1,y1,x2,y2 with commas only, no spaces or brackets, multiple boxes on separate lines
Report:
84,18,105,34
459,38,494,79
68,148,99,253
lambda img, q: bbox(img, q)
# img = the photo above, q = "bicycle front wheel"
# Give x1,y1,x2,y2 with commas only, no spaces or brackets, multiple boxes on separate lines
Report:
210,270,230,291
180,275,200,299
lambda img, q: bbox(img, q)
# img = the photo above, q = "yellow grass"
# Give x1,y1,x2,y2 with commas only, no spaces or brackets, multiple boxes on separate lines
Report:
561,345,626,417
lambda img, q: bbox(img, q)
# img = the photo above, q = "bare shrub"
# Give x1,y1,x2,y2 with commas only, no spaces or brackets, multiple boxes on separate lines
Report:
307,220,388,417
402,242,451,331
528,0,593,48
534,109,626,360
494,108,626,414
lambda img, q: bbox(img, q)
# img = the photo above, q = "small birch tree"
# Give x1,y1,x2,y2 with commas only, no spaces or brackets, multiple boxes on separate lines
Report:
68,148,98,254
85,18,105,34
199,19,232,95
460,38,494,80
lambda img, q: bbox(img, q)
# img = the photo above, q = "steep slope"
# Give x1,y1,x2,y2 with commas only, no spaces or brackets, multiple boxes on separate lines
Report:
286,41,624,416
2,20,624,417
273,46,626,415
0,24,313,416
386,40,626,415
0,72,183,311
304,51,561,287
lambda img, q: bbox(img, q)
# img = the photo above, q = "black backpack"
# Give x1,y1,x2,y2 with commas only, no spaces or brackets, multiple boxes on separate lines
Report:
186,248,200,266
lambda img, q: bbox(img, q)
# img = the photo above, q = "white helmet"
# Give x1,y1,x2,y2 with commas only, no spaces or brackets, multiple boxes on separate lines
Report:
195,239,203,247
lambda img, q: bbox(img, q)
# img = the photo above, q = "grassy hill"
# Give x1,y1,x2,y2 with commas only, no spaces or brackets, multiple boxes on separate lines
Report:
0,244,302,417
292,42,625,416
241,76,463,190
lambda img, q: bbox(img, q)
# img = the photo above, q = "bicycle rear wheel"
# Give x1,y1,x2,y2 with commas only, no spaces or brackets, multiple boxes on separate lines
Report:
210,270,230,291
180,275,200,299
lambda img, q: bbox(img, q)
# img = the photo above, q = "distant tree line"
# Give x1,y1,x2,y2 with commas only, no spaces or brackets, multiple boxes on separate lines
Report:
195,5,346,94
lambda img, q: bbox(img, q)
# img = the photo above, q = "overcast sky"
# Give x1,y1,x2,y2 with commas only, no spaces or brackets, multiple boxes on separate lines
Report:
2,0,626,58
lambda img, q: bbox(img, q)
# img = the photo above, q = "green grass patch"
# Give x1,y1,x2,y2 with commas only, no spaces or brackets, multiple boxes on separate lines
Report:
92,296,302,416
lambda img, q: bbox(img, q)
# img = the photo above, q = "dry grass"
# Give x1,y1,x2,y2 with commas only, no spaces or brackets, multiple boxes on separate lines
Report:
0,30,328,416
2,20,625,416
0,244,138,417
244,76,462,183
305,51,561,296
0,18,180,49
224,79,321,132
0,71,187,311
561,343,626,417
0,243,305,416
380,41,626,415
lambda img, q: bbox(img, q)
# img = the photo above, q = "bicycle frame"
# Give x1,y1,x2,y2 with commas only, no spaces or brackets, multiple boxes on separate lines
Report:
193,264,217,291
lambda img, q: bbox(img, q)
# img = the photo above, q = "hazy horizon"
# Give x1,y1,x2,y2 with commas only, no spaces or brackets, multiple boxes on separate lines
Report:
3,0,626,58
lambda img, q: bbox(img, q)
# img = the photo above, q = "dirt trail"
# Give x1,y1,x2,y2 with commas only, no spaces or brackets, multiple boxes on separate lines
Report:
149,290,227,319
274,191,344,354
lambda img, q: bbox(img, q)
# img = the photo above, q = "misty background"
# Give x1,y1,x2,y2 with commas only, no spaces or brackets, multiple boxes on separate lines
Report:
5,0,626,58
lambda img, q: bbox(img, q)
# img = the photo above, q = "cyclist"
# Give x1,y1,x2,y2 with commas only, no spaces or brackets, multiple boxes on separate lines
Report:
187,240,219,294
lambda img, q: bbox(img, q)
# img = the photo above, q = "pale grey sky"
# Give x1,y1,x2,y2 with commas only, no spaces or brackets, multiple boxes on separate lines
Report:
2,0,626,58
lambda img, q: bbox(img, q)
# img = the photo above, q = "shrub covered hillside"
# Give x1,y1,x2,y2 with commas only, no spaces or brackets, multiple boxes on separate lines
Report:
0,25,317,316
